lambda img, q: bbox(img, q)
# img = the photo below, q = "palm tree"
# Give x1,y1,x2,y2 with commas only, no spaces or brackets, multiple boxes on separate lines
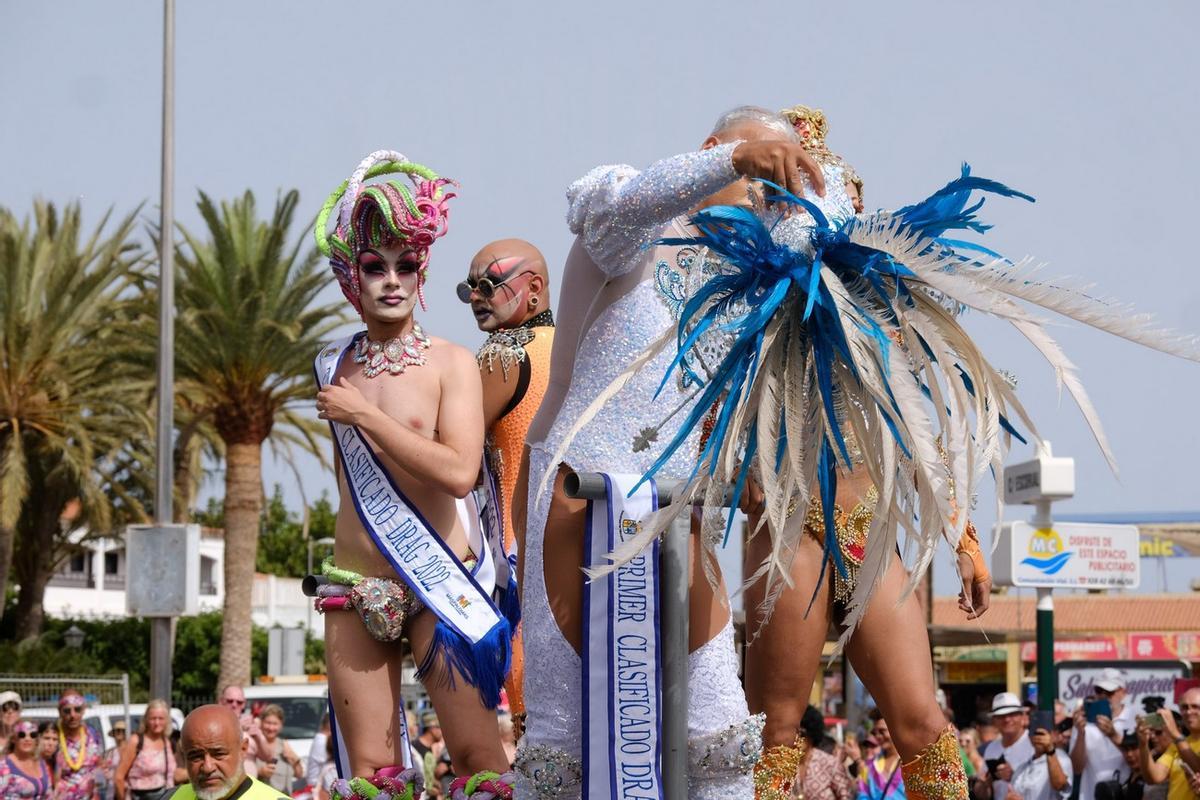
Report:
173,189,345,688
0,201,152,636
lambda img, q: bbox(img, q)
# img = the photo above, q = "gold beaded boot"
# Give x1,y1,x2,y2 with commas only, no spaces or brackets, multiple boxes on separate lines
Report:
753,734,807,800
900,725,968,799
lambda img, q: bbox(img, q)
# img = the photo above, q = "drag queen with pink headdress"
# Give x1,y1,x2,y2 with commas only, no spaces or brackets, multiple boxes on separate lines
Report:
311,151,518,800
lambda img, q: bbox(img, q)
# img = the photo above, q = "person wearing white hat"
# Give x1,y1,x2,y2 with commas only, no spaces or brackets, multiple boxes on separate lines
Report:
978,693,1034,799
981,692,1073,800
1069,668,1137,800
0,691,23,756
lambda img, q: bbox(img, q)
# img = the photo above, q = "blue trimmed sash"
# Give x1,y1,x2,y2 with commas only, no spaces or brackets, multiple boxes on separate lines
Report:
582,473,663,800
315,335,512,707
477,455,520,630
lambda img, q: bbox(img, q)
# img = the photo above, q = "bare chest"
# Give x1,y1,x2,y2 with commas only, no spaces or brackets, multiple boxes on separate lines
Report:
334,356,442,438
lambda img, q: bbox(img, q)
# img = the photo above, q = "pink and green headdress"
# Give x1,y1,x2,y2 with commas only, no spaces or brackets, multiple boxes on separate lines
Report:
315,150,455,315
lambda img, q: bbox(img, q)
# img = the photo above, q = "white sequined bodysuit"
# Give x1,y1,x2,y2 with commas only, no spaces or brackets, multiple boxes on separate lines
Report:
515,145,763,799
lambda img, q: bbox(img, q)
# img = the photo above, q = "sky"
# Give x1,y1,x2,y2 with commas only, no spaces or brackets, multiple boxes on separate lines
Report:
3,0,1198,599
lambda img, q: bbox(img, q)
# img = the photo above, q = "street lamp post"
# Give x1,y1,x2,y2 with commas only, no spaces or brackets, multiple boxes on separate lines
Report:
150,0,177,704
999,442,1076,711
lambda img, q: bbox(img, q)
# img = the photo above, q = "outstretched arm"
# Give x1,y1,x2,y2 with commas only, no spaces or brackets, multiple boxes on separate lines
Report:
566,145,741,275
567,140,825,275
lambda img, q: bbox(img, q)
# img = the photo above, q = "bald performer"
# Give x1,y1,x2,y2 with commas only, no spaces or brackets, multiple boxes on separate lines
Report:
458,238,554,721
172,706,288,800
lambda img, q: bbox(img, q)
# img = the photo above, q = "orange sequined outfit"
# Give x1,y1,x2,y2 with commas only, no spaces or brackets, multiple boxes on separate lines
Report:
480,318,555,715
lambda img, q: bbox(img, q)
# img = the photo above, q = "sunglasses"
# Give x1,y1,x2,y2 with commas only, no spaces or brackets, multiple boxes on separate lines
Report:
15,730,37,739
1,703,19,712
456,270,535,303
60,706,84,715
222,699,246,707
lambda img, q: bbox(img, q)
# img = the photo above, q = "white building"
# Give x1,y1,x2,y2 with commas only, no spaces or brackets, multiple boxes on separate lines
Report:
42,527,320,637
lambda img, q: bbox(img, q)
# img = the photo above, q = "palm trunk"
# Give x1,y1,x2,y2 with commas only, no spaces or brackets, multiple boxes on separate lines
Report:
217,440,264,688
12,518,59,641
11,468,68,640
0,525,13,621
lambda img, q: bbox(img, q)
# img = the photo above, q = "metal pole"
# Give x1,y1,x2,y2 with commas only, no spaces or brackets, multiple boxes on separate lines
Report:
1032,499,1055,711
306,535,314,632
150,0,176,703
565,473,692,800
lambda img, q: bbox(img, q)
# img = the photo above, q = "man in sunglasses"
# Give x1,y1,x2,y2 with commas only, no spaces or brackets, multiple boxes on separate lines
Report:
53,689,103,800
217,686,268,780
461,238,555,725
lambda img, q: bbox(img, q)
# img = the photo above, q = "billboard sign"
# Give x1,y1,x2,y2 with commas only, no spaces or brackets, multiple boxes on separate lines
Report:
992,521,1140,589
1058,660,1191,711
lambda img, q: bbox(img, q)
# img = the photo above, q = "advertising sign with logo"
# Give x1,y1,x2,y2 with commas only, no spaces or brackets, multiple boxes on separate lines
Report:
992,521,1140,588
1058,661,1191,710
1128,633,1200,661
1020,637,1121,662
1138,526,1200,558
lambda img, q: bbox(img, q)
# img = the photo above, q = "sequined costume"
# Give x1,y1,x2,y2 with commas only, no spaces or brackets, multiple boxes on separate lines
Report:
479,309,556,716
516,145,761,799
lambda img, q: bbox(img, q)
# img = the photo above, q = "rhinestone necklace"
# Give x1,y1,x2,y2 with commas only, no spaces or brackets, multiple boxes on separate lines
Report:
353,323,431,378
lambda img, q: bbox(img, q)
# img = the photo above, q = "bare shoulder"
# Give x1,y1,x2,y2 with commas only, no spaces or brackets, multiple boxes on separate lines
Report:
426,336,479,375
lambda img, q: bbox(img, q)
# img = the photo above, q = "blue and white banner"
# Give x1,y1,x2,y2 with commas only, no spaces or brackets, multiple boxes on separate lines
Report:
583,474,663,800
314,336,507,648
477,456,518,622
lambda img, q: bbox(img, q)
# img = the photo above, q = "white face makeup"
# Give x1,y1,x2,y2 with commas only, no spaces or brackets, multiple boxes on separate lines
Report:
357,244,422,326
462,255,537,332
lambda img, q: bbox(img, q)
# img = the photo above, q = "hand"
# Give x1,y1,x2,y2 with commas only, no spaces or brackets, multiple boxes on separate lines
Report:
1005,789,1022,800
957,551,992,619
1137,719,1153,746
731,140,826,199
258,760,277,780
1032,729,1055,755
1074,707,1087,731
995,762,1013,781
1097,715,1116,738
739,476,765,515
843,738,861,763
1161,708,1183,740
317,377,372,425
1187,768,1200,796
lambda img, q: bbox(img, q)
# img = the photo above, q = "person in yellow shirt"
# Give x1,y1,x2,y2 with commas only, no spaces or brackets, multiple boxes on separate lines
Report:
1138,688,1200,800
170,707,288,800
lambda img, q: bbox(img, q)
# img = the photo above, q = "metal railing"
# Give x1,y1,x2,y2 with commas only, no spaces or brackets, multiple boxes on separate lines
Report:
563,474,693,800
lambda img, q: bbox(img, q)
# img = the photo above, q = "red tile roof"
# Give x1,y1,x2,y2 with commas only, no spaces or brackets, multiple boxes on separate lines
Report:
933,593,1200,633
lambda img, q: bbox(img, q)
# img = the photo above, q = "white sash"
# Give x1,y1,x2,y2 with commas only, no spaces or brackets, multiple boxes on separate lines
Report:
583,474,663,800
315,336,510,696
